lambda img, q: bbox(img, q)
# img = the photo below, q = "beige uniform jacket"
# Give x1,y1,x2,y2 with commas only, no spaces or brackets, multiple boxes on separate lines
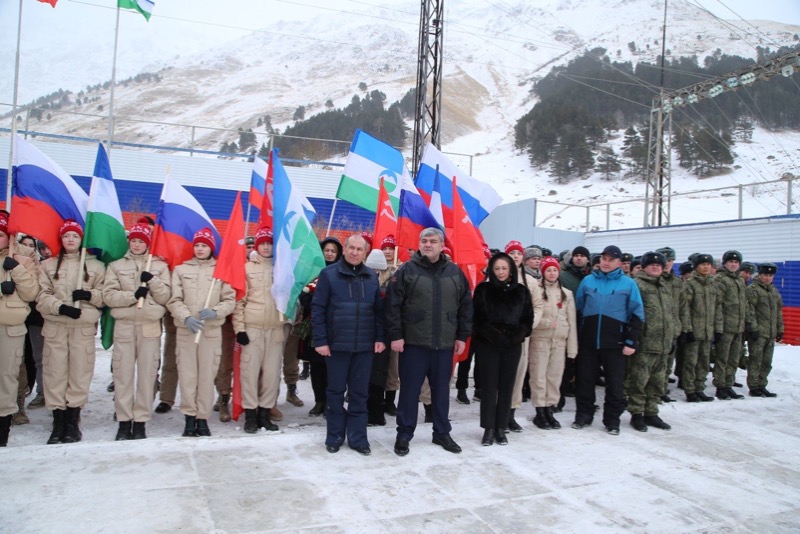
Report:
233,254,283,333
167,257,235,328
103,252,171,323
37,252,105,326
0,249,39,326
518,269,544,330
532,280,578,358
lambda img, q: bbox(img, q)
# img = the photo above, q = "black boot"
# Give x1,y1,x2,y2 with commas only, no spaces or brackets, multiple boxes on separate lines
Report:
715,387,731,400
761,387,777,398
696,391,715,402
308,401,325,416
299,362,310,380
115,421,132,441
257,407,279,431
456,389,470,405
533,407,552,430
630,413,648,432
383,390,398,416
0,414,12,447
686,392,700,403
495,428,508,445
473,388,482,401
195,418,211,437
423,403,432,423
644,414,671,430
544,406,561,429
244,408,259,434
48,409,66,444
367,384,386,426
182,415,197,437
132,422,146,440
62,407,82,443
481,428,494,446
508,409,523,433
726,387,744,399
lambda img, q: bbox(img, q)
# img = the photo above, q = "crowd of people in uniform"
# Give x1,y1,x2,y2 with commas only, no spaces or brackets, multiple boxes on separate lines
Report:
0,210,786,454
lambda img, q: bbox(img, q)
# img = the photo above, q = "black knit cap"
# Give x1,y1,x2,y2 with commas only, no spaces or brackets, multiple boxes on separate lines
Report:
572,245,590,258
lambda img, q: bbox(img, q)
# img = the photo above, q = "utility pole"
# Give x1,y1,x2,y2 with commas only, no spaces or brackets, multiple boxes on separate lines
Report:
645,47,800,226
412,0,444,175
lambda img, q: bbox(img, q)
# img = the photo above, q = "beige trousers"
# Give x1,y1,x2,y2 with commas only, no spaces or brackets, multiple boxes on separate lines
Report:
511,338,530,409
112,321,162,422
0,325,26,416
176,326,221,419
240,327,283,409
529,337,567,407
159,312,178,406
385,350,400,391
42,321,97,409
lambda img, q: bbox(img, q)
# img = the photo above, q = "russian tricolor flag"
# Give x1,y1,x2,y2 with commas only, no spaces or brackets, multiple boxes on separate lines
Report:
7,135,88,255
396,165,441,252
249,156,266,210
415,143,502,226
150,175,222,270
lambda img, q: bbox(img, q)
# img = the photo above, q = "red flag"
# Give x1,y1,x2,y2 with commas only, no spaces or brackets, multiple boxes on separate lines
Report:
258,150,274,229
373,177,397,250
232,343,243,421
213,191,247,300
448,176,488,290
37,0,58,6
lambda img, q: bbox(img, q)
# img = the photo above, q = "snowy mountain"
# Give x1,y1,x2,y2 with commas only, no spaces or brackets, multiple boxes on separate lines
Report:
6,0,800,229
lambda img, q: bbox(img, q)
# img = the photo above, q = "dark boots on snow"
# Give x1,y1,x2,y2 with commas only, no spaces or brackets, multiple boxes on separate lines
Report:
182,415,197,437
0,414,12,447
508,409,523,432
195,418,211,437
116,421,132,441
630,413,648,432
62,407,82,443
481,428,494,446
258,407,279,431
132,422,146,440
533,407,552,430
544,406,561,429
244,408,259,434
48,409,66,444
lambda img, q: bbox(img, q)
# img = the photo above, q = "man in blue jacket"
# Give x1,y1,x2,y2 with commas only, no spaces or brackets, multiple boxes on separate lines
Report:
312,234,386,455
572,245,645,435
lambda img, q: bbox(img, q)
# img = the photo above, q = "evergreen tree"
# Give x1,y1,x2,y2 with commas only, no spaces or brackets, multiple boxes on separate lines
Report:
595,147,622,180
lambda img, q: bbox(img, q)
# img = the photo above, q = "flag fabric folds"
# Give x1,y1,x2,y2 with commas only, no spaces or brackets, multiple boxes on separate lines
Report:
8,135,88,255
213,192,247,301
257,152,275,229
151,175,221,270
84,144,129,265
249,156,266,211
270,149,325,319
372,177,397,252
395,165,441,253
37,0,58,7
336,129,402,213
118,0,153,21
416,143,502,226
448,177,488,289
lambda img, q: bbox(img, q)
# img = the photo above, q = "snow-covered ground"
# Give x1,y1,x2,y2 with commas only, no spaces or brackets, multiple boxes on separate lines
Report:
3,341,799,533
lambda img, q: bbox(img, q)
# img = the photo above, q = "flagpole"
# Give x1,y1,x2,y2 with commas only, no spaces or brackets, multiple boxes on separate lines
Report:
325,198,339,237
195,280,217,344
6,0,24,211
106,6,122,157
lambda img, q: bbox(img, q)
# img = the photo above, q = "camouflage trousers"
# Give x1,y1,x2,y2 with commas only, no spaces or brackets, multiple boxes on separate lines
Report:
682,339,712,394
746,337,775,389
712,332,742,388
626,351,666,415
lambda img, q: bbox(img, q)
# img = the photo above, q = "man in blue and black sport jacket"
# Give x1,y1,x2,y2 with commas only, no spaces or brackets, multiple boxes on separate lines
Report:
572,245,645,435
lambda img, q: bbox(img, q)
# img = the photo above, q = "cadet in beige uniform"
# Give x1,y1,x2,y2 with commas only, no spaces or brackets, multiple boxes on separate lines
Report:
0,213,40,446
103,222,171,440
167,228,235,437
504,240,543,432
38,220,105,444
233,227,284,433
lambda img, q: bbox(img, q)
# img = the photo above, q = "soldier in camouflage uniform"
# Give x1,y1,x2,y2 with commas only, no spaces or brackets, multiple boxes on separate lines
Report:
680,254,723,402
712,250,747,400
745,263,784,397
628,252,677,431
656,247,681,402
736,262,757,372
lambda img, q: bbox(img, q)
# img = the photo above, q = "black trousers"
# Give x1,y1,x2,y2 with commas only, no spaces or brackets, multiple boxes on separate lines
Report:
310,361,328,403
575,347,626,428
455,347,480,391
475,342,521,431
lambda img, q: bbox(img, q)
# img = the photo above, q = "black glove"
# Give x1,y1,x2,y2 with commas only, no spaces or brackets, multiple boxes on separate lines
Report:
236,332,250,346
134,286,149,300
684,332,696,343
58,304,82,319
3,256,19,271
140,271,154,283
72,289,92,302
776,332,783,342
0,281,15,295
509,328,528,345
713,332,723,344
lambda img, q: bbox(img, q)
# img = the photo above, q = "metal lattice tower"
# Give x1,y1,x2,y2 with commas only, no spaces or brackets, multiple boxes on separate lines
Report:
644,48,800,226
412,0,444,175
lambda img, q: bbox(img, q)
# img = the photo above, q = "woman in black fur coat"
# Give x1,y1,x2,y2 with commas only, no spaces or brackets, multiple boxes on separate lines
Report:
472,252,534,446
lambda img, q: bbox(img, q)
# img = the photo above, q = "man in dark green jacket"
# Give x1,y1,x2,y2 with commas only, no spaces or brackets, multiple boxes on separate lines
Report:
712,250,747,400
745,263,784,397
